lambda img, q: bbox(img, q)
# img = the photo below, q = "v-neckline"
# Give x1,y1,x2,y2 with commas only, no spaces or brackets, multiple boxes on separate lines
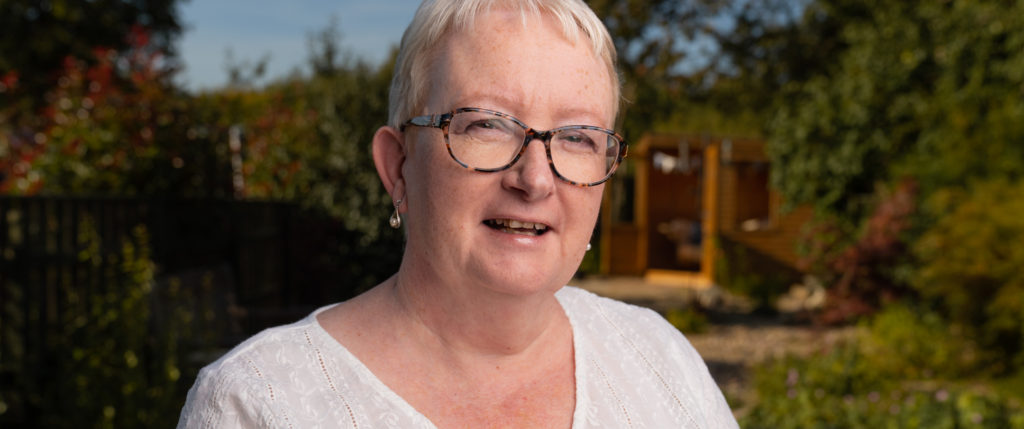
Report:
308,287,589,428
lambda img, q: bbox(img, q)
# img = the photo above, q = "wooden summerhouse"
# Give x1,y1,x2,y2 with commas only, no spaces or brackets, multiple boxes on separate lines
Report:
599,134,813,288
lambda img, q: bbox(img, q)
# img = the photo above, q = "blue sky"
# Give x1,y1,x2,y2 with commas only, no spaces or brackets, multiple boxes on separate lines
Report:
176,0,421,91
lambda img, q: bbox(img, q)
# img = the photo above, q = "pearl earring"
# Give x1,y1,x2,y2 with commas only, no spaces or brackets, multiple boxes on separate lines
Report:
586,243,592,251
389,198,403,229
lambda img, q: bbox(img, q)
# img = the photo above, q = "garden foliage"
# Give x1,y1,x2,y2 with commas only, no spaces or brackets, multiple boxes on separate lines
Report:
741,303,1024,428
0,0,182,118
913,180,1024,371
743,346,1024,429
0,219,205,427
723,0,1024,422
1,7,401,425
2,15,396,241
4,0,1024,425
768,0,1024,221
764,0,1024,340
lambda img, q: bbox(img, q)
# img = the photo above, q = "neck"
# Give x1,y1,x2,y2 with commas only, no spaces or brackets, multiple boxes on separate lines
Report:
388,267,568,360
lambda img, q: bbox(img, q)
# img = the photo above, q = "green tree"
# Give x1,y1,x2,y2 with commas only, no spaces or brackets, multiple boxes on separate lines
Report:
6,38,216,196
0,0,203,196
762,0,1024,350
766,0,1024,222
587,0,816,137
300,26,396,242
185,23,397,241
0,0,184,114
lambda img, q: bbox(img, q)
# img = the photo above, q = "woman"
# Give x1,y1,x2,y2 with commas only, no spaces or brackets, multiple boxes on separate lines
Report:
178,0,738,427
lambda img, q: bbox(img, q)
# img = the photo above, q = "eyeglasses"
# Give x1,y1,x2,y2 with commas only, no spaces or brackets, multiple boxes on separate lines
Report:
400,107,627,187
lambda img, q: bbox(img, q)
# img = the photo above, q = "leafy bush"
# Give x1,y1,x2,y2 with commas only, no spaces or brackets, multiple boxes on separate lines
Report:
767,0,1024,223
912,179,1024,372
858,303,979,380
4,30,209,196
742,339,1024,428
664,307,709,334
762,0,1024,332
184,25,397,244
742,298,1024,428
0,217,205,427
57,222,185,427
794,181,918,324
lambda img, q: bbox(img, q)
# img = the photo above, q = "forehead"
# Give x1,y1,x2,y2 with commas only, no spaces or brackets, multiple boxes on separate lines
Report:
424,9,616,127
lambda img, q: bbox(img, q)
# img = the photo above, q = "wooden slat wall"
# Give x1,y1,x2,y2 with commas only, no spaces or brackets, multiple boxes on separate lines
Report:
720,204,813,269
717,138,812,270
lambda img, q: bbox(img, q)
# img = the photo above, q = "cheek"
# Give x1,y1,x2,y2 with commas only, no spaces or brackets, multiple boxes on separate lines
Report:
412,154,483,226
582,185,605,217
406,135,458,199
565,186,604,235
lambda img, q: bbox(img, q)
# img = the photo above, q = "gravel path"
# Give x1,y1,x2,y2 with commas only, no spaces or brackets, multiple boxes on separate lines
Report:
686,316,857,415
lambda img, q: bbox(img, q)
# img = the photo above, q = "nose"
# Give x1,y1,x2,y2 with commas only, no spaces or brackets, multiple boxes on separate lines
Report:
501,137,555,200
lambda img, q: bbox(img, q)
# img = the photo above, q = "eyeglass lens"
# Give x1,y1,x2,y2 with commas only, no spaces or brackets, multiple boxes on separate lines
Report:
447,110,620,184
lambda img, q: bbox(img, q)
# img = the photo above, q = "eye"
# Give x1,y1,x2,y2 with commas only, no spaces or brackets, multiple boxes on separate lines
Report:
456,116,518,142
556,130,599,153
467,118,501,130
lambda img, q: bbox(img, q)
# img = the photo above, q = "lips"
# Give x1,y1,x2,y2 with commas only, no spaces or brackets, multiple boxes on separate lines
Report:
484,218,550,236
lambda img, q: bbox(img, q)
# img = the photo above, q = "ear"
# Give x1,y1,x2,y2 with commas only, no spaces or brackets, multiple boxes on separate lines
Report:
372,125,407,210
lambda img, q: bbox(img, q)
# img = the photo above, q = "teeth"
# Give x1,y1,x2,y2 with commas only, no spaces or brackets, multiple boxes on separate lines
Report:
489,218,548,232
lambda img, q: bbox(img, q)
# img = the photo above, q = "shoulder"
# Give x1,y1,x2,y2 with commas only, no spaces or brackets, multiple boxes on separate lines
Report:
557,285,679,341
177,309,330,428
202,311,324,381
558,286,710,375
558,286,739,428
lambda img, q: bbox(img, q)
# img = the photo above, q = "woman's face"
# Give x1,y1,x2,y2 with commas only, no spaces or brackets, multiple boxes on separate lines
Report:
400,9,616,296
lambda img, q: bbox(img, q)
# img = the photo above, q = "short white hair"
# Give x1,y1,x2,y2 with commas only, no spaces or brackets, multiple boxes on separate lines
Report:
387,0,620,127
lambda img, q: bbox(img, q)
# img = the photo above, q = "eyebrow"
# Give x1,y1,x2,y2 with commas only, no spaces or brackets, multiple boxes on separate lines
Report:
450,94,611,128
448,93,521,113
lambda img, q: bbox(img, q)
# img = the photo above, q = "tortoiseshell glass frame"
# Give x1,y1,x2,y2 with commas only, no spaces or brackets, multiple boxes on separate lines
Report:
399,107,628,187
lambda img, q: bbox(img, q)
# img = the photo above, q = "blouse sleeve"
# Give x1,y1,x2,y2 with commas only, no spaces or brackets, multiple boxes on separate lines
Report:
571,287,740,428
668,324,739,428
651,311,741,427
176,364,274,428
613,300,739,428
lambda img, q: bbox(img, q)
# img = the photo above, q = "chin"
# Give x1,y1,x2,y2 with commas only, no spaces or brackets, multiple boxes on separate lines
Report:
480,258,579,297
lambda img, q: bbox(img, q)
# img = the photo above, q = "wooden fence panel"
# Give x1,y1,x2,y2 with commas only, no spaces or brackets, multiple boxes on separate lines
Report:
0,196,395,425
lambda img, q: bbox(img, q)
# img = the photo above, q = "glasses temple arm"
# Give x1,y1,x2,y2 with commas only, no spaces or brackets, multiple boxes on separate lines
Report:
400,114,448,132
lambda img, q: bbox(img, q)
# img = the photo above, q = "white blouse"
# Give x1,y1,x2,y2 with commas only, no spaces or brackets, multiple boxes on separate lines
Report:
177,286,738,428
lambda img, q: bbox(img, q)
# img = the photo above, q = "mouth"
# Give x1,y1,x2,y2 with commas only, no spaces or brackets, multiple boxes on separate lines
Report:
484,218,550,236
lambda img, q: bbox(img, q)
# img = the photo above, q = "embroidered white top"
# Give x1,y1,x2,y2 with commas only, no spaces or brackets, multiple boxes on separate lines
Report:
177,286,739,428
